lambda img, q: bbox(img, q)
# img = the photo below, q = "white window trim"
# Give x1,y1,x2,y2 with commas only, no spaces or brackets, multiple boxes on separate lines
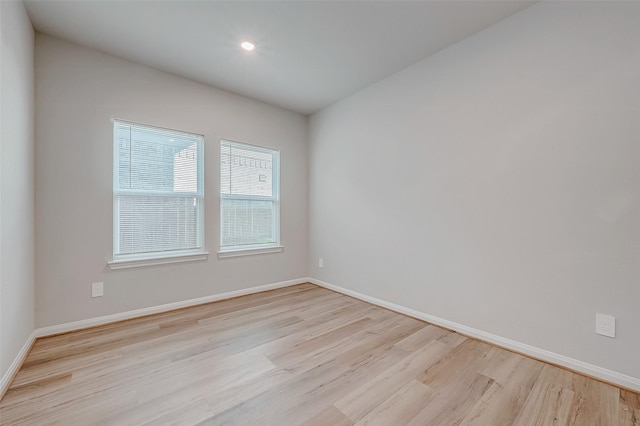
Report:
111,119,207,268
217,246,283,259
219,139,282,255
108,251,210,270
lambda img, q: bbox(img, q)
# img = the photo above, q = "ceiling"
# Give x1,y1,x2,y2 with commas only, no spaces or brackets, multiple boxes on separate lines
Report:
24,1,534,115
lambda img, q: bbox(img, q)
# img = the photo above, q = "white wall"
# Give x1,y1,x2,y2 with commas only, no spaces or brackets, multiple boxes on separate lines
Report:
0,0,35,377
309,2,640,379
35,35,308,327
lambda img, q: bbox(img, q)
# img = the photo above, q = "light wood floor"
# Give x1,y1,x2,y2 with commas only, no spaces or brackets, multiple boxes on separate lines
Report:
1,284,638,425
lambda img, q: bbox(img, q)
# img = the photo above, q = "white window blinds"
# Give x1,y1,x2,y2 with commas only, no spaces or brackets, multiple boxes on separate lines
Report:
113,120,204,260
220,140,279,251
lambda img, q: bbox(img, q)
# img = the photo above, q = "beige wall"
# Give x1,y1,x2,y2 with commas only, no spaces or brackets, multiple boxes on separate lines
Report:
0,0,35,377
309,2,640,379
34,34,308,327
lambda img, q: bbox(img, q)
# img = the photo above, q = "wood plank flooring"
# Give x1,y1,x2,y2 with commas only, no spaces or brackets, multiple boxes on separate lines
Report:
0,283,637,425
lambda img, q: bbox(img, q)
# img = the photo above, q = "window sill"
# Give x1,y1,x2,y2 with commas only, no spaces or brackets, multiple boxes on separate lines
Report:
108,252,209,270
218,246,284,259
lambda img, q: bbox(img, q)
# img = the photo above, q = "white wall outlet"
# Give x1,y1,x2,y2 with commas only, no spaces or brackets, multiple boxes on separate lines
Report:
595,313,615,338
319,258,324,268
91,282,104,298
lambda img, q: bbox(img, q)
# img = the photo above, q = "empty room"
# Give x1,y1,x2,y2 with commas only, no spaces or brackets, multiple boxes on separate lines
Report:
1,0,639,424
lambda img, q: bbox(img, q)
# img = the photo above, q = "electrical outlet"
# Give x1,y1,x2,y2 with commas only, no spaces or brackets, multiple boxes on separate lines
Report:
91,282,104,298
319,258,324,268
595,313,615,338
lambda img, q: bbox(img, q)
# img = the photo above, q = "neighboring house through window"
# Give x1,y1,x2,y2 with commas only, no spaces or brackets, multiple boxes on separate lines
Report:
219,140,281,256
110,120,206,269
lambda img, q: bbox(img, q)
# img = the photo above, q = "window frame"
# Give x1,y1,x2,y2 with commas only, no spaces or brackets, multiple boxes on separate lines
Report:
218,139,282,257
108,119,208,270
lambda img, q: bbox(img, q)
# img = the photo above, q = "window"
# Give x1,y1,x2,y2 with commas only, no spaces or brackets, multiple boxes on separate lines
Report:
220,140,281,256
110,120,206,268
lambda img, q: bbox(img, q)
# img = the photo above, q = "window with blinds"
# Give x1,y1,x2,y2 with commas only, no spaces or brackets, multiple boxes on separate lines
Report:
113,120,205,261
220,140,280,252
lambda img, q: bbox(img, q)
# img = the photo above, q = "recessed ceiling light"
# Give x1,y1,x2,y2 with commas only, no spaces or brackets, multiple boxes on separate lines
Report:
240,39,256,52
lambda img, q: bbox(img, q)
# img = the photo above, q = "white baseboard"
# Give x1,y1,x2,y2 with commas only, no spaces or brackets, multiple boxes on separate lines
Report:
4,276,637,398
0,330,37,399
309,277,640,392
2,277,307,399
35,277,308,338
